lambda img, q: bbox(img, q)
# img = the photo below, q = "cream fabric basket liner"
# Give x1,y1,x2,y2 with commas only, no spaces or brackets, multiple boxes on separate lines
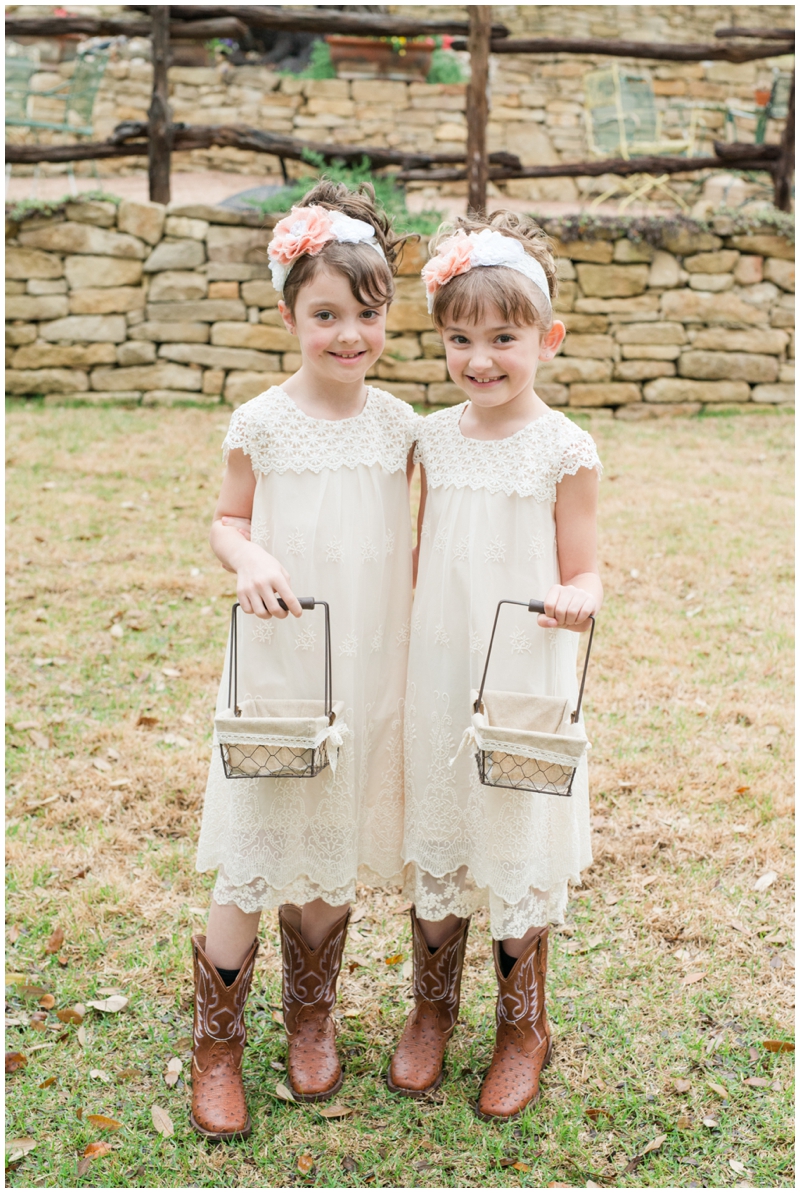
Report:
457,688,589,769
215,697,348,776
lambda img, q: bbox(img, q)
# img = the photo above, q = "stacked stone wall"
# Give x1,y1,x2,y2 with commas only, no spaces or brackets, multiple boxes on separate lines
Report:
6,198,794,416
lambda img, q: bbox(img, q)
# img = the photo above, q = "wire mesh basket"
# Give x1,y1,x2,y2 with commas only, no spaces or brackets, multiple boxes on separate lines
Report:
470,599,596,798
215,598,345,780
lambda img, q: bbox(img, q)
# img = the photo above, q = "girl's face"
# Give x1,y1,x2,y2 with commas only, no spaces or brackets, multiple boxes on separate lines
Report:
441,304,565,410
279,265,387,384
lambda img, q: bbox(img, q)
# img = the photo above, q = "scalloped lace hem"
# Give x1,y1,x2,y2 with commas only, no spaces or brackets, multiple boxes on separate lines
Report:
402,863,569,938
212,864,401,913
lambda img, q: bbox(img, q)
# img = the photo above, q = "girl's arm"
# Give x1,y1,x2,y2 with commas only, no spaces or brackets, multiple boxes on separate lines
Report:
412,463,428,588
541,466,602,633
210,448,302,620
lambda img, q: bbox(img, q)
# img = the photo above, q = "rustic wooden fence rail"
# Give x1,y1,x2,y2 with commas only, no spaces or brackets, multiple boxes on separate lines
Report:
4,5,794,212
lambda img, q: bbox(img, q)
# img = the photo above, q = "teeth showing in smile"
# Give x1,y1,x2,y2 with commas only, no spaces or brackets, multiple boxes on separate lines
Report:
469,376,503,384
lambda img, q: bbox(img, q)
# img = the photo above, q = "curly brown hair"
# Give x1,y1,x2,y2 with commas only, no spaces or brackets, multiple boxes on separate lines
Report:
428,210,558,331
280,180,410,313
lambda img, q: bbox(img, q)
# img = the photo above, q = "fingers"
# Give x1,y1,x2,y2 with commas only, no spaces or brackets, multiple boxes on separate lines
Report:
539,586,596,631
273,576,303,618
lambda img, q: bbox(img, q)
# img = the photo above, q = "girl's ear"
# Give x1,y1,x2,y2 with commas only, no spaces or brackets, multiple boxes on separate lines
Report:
278,299,296,335
538,320,566,361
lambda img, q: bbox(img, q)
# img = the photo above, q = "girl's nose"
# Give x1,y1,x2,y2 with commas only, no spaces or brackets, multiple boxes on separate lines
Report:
469,350,494,372
337,323,361,343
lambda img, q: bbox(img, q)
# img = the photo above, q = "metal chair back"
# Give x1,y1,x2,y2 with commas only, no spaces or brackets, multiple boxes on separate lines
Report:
5,47,39,127
5,44,109,137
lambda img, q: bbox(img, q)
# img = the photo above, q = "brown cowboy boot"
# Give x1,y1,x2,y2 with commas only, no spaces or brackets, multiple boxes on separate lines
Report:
279,904,350,1102
190,933,259,1141
387,908,470,1096
477,928,553,1121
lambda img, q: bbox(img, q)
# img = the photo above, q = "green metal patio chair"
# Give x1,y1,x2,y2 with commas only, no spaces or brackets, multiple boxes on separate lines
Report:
5,43,109,193
583,63,699,210
725,69,793,144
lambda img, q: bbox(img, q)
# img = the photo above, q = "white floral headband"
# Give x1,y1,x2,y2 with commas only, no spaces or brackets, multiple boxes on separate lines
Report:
422,227,552,313
268,204,386,294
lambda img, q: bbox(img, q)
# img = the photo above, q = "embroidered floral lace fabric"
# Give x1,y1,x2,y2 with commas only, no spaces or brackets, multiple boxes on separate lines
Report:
403,405,601,937
197,385,419,911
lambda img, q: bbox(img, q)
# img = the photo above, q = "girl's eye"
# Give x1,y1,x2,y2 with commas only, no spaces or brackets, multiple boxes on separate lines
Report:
496,334,515,344
360,309,378,320
451,335,469,345
316,311,334,321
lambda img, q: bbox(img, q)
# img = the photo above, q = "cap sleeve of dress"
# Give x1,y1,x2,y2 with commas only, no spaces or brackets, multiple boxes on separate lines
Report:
221,393,270,467
554,415,603,486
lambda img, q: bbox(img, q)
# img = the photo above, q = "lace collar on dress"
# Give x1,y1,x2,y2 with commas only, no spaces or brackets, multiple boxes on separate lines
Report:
416,402,601,502
223,385,419,476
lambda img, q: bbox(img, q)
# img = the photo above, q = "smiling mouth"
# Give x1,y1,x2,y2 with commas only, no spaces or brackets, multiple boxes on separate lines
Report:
467,375,505,385
329,349,366,360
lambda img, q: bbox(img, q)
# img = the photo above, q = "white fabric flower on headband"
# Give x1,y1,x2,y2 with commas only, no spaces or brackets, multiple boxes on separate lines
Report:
422,227,552,313
268,204,386,294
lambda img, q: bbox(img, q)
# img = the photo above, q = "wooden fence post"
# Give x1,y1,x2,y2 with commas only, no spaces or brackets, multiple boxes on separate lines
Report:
148,5,171,204
466,6,491,216
773,72,794,212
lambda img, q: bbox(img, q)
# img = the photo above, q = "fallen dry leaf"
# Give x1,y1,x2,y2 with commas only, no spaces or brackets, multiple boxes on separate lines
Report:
384,954,404,966
83,1142,112,1159
164,1057,182,1086
673,1077,692,1093
5,1138,36,1162
296,1154,314,1175
8,924,20,944
44,925,63,954
271,1009,284,1026
86,1115,122,1131
90,1069,111,1083
754,870,778,893
681,971,706,986
275,1082,295,1102
763,1040,794,1053
602,892,620,905
730,919,751,936
77,1025,87,1047
642,1134,667,1155
5,1052,28,1073
57,1008,83,1025
29,730,50,750
87,995,128,1013
677,1115,693,1129
512,1161,531,1172
317,1104,353,1119
115,1068,143,1081
161,667,181,679
707,1081,729,1099
92,757,112,773
743,1076,771,1088
39,993,55,1010
151,1105,174,1138
39,1076,57,1088
730,1159,747,1175
270,1060,285,1072
702,1116,719,1128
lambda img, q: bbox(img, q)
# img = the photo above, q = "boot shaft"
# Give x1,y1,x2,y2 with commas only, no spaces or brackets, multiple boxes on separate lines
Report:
279,905,350,1034
409,908,470,1036
191,934,259,1062
492,929,548,1055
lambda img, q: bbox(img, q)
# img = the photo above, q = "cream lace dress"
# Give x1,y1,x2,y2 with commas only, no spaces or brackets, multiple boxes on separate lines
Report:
196,385,418,912
402,403,602,939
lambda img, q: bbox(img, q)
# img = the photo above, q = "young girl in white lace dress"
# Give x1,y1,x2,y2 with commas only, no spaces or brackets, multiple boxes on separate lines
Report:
190,182,418,1141
388,214,602,1121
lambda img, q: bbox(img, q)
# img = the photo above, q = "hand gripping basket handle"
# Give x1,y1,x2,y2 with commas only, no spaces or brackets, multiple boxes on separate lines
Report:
227,598,334,723
474,599,596,723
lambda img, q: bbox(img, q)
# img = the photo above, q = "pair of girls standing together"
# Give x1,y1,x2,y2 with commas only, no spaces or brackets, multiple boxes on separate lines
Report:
191,181,602,1141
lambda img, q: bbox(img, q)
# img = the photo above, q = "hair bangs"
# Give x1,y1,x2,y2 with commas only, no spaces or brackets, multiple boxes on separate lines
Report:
432,266,552,331
282,241,394,313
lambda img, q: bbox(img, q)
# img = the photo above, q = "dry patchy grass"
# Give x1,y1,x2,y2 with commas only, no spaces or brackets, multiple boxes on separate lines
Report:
5,403,794,1189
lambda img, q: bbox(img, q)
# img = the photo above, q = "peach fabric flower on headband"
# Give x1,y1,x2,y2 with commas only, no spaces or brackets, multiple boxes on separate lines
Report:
421,229,474,300
270,205,336,271
268,204,386,294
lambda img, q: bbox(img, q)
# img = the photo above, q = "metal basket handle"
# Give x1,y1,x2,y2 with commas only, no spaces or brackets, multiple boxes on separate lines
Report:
474,599,596,724
227,598,333,724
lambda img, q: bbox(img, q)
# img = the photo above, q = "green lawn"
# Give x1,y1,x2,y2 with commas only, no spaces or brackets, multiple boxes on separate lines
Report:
5,403,794,1188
